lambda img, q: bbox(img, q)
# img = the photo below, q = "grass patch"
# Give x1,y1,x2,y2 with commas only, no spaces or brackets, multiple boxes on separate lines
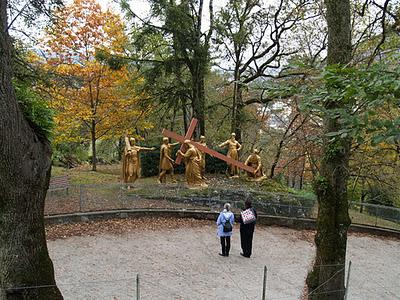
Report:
49,164,399,231
51,165,120,184
349,209,400,230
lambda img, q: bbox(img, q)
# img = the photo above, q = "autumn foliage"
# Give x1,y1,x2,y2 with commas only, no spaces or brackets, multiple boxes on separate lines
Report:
42,0,152,169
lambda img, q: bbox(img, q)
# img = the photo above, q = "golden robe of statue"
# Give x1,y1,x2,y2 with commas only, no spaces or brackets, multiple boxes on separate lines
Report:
123,137,155,184
159,137,179,183
219,133,242,177
177,140,207,187
244,149,265,180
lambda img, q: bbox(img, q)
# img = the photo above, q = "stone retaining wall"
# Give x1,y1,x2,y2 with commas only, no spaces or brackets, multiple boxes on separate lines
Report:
45,209,400,239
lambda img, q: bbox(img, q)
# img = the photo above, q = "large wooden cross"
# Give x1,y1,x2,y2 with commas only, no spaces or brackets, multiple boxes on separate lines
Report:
162,120,255,173
175,118,198,165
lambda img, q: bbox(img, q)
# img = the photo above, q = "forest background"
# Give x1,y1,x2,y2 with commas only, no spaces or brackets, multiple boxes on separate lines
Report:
9,0,400,209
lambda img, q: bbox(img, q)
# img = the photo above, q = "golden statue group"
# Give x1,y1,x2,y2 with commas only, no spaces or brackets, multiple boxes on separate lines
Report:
123,132,265,188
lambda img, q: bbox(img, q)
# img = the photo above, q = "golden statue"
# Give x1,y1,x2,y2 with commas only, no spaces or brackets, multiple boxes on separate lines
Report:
219,133,242,177
123,137,155,185
199,135,207,178
177,140,207,187
244,149,265,181
159,137,179,183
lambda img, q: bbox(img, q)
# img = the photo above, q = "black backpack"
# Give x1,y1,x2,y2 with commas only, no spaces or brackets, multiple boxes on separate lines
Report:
223,214,232,232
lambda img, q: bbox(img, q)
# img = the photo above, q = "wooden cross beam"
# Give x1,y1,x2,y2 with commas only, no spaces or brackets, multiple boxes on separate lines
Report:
162,128,256,173
175,118,198,165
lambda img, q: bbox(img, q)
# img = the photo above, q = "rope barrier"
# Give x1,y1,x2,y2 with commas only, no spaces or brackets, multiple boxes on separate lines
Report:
308,266,346,296
1,277,138,291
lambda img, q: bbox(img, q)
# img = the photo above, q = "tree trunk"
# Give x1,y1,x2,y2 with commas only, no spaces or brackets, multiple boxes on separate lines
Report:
231,79,244,141
91,121,97,171
270,139,284,179
117,137,124,161
181,97,188,133
359,179,366,213
0,1,63,299
191,62,206,139
306,1,352,299
299,158,306,190
270,113,300,179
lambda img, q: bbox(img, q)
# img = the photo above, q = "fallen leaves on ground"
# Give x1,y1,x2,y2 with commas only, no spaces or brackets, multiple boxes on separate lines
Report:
46,217,212,240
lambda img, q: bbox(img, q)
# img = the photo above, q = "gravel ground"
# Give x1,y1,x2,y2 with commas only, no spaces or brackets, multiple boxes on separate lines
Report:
47,220,400,300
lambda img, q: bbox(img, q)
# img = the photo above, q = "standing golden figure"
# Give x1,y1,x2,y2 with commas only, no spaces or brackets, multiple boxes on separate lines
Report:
159,137,179,183
177,140,207,187
244,149,265,181
219,133,242,177
198,135,207,179
123,137,155,185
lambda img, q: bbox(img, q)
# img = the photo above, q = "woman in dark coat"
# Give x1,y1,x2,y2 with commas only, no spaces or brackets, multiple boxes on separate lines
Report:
239,199,257,258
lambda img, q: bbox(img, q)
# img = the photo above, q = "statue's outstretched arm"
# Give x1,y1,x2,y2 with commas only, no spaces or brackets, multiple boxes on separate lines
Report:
219,140,228,148
139,146,156,151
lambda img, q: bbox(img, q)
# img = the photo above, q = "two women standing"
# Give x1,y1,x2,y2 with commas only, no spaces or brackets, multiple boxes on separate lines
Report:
216,200,257,258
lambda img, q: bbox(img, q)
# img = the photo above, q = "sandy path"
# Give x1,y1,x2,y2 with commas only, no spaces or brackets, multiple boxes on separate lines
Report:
47,224,400,300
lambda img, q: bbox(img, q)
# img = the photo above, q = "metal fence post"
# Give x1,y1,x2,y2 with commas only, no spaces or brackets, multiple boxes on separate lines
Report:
262,266,267,300
136,274,140,300
79,184,83,212
122,183,127,209
344,261,352,300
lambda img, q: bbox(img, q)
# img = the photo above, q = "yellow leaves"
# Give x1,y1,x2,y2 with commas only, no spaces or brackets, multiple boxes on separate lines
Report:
41,0,152,145
48,58,151,144
44,0,127,65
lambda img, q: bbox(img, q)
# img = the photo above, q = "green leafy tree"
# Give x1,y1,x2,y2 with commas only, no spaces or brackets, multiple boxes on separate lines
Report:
213,0,316,140
121,0,214,137
305,1,400,295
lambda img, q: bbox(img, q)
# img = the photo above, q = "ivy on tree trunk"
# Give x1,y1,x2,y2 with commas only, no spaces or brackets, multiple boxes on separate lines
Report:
0,0,63,299
306,0,352,299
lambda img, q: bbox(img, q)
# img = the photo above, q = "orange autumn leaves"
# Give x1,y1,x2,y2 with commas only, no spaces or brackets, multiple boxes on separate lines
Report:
43,0,152,144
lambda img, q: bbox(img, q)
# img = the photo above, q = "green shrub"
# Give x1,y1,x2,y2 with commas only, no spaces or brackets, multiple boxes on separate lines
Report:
97,139,120,163
366,185,394,207
53,142,89,168
140,144,228,177
14,81,54,139
205,148,228,174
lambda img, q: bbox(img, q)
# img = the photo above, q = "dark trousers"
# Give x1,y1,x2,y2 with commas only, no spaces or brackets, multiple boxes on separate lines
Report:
240,226,255,257
220,236,231,256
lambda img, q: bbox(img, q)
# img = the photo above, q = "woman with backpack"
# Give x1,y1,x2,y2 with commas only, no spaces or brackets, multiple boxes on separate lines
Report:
239,199,257,258
216,203,234,257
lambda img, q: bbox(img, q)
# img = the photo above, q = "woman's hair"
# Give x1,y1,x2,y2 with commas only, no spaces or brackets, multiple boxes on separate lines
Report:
245,199,252,209
224,203,231,211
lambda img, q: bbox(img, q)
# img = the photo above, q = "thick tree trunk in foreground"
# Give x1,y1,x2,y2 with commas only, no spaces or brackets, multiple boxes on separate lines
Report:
306,1,352,299
0,1,63,299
